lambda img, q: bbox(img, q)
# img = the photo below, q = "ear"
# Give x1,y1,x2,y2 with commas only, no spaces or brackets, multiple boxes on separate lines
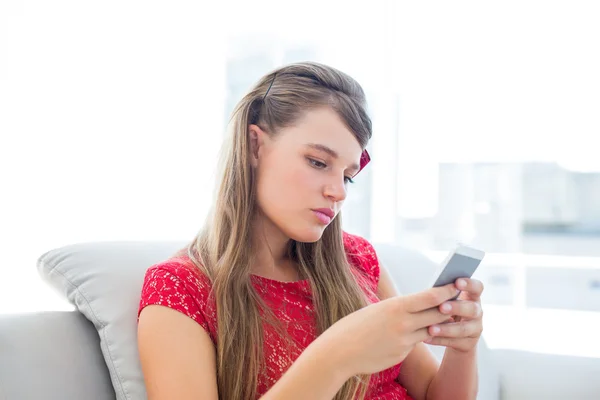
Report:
248,124,267,168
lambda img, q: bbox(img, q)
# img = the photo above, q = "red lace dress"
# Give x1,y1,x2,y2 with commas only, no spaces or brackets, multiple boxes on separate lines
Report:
138,232,413,399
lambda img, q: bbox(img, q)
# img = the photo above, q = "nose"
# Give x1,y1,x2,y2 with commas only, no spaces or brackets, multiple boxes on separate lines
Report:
323,176,348,203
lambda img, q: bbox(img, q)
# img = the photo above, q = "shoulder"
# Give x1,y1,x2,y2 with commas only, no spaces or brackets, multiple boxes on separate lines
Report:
139,255,213,332
142,256,212,300
343,231,381,291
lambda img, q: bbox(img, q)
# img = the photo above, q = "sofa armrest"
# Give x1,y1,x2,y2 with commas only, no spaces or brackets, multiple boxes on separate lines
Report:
0,311,115,400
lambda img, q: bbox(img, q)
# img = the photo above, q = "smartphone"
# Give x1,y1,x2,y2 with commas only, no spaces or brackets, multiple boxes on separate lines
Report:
430,244,485,300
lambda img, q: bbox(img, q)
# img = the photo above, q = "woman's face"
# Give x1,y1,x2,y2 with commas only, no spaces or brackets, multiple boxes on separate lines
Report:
250,107,363,243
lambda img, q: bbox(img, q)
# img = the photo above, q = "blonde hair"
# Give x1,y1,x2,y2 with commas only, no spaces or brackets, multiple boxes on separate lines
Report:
187,62,373,399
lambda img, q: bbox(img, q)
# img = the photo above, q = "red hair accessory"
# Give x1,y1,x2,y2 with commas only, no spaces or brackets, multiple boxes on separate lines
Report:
358,149,370,174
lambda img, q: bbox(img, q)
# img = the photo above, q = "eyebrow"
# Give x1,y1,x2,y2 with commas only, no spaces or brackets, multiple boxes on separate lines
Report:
306,143,360,172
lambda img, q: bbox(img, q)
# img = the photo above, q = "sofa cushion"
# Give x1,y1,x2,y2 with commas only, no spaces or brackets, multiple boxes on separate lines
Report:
37,241,187,400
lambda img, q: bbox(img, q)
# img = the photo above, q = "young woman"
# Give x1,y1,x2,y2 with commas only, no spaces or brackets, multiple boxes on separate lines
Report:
137,62,484,400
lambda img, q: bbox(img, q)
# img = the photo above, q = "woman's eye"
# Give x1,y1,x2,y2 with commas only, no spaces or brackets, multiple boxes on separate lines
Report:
308,158,353,184
308,158,327,169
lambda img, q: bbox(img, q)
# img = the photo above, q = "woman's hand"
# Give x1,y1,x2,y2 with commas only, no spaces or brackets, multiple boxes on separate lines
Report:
424,278,484,352
314,283,461,377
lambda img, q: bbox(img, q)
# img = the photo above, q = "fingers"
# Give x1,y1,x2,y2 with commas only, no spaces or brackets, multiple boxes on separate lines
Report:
408,327,432,344
438,300,482,320
404,284,461,312
410,307,455,330
456,278,484,300
423,336,478,352
428,320,483,339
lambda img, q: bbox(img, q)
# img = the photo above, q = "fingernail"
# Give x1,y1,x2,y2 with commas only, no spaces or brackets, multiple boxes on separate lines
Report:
431,326,440,334
475,303,482,317
441,303,452,313
457,279,467,288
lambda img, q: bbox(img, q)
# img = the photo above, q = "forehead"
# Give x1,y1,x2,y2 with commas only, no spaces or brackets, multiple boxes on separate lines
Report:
278,107,362,155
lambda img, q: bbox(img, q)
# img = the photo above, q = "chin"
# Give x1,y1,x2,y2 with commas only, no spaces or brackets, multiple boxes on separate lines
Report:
286,225,326,243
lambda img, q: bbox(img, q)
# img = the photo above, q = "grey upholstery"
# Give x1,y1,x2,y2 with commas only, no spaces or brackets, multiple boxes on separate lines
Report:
0,311,114,400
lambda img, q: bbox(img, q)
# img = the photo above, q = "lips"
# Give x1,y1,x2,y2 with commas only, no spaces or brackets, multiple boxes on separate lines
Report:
312,208,335,225
313,208,334,218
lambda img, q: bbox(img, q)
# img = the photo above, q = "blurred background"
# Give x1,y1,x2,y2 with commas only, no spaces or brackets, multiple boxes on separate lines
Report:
1,0,600,397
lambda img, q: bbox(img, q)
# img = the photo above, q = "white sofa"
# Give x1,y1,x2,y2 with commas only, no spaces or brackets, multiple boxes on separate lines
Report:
0,240,501,400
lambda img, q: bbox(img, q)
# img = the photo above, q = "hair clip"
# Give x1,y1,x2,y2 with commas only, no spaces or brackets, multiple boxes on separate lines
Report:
263,73,277,101
358,149,370,174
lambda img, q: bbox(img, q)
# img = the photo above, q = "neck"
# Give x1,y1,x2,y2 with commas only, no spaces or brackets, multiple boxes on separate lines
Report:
251,212,299,281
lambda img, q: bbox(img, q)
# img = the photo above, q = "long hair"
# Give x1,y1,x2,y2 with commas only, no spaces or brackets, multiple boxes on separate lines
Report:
186,61,374,399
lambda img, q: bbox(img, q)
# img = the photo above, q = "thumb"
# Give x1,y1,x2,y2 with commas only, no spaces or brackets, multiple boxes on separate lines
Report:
402,284,459,313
